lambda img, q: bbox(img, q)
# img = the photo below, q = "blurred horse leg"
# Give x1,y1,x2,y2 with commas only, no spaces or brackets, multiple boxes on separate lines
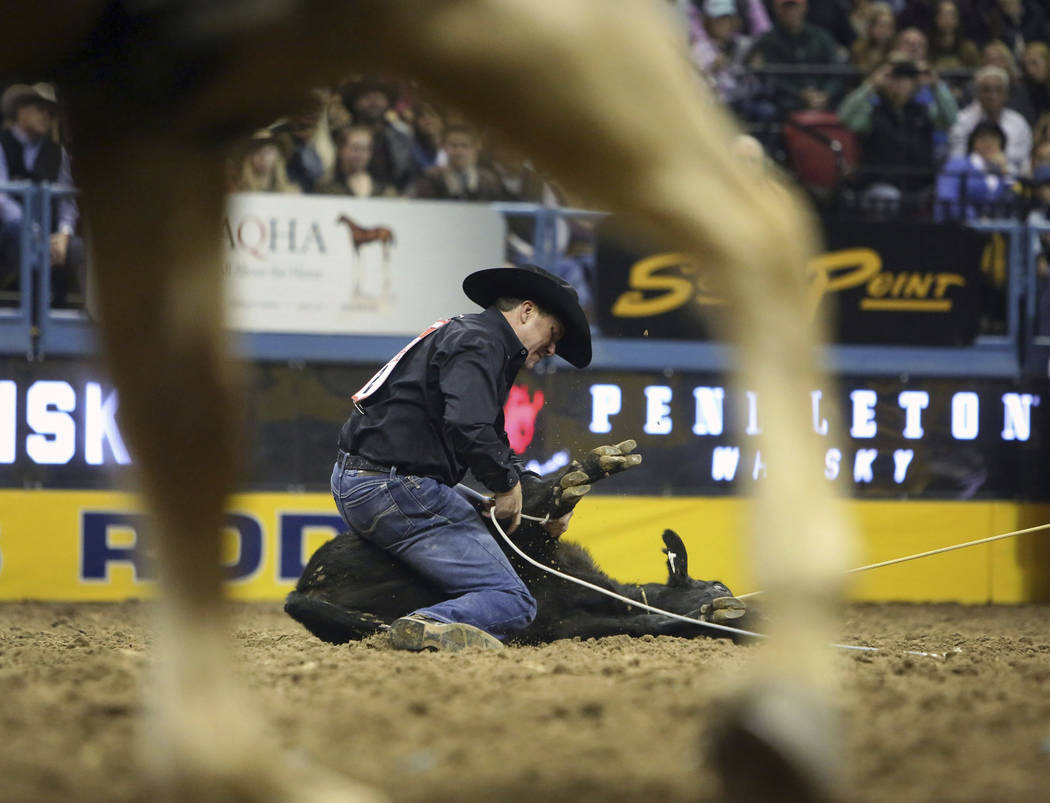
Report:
1,7,380,801
69,134,379,802
78,138,243,798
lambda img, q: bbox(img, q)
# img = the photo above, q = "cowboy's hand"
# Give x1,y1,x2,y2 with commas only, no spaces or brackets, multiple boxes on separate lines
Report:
489,481,522,533
49,232,69,266
544,510,572,539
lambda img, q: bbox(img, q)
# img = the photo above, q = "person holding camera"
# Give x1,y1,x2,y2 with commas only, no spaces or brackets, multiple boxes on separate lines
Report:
838,52,958,215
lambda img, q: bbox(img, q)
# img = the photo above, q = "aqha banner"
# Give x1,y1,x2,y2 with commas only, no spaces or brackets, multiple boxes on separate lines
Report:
223,194,506,335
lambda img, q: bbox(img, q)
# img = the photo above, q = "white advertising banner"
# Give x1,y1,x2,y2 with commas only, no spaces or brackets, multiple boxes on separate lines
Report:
223,194,506,334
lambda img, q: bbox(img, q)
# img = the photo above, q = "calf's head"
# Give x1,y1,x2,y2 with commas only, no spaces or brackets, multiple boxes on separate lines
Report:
660,529,735,611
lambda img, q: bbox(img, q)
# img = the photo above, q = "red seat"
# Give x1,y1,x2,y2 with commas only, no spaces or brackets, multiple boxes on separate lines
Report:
782,110,859,192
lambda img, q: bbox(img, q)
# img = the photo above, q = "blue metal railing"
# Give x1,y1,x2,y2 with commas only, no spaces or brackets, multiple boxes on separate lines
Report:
35,184,96,357
0,182,94,359
0,182,39,358
1,186,1044,378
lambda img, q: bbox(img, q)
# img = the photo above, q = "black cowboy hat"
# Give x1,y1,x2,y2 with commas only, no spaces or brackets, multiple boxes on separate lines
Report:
463,264,592,368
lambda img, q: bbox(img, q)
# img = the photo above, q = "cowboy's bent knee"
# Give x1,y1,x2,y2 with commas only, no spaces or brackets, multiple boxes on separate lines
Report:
505,585,538,630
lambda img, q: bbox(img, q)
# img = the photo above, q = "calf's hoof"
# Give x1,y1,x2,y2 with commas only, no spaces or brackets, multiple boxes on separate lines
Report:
699,596,747,625
389,614,503,652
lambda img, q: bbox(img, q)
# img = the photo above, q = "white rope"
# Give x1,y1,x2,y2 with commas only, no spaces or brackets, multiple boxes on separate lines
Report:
735,522,1050,601
469,484,942,656
488,513,768,640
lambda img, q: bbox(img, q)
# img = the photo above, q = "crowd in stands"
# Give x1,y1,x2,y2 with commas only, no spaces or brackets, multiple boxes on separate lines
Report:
3,0,1050,313
684,0,1050,216
223,77,549,204
211,0,1050,223
5,1,1050,216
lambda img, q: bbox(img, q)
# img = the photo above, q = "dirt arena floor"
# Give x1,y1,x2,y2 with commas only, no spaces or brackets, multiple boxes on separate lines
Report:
2,601,1047,802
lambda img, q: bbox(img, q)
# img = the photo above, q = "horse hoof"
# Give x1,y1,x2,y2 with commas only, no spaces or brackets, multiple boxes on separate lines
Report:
709,684,841,803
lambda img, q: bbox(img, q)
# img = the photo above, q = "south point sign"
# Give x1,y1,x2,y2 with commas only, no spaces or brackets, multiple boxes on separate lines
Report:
588,383,1039,486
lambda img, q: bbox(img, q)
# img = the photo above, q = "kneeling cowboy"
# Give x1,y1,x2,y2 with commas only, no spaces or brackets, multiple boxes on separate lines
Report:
332,264,591,650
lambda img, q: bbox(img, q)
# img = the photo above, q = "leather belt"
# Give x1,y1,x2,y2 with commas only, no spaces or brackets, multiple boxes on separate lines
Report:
336,450,394,476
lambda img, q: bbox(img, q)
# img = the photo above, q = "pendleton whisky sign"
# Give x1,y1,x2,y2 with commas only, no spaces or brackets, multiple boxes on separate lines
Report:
595,218,989,345
1,358,1046,499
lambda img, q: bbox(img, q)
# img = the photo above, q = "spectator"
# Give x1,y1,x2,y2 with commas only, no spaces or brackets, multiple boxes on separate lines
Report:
484,139,560,205
1026,164,1050,334
848,0,872,40
805,0,856,50
899,0,982,45
686,0,771,51
748,0,845,114
324,87,353,130
230,130,299,193
1028,165,1050,229
981,0,1050,64
978,39,1032,114
894,27,930,64
0,82,86,307
926,0,980,71
1032,112,1050,145
838,54,957,212
341,76,416,192
315,126,397,198
277,107,330,194
1017,42,1050,127
981,38,1020,79
849,2,896,73
410,100,446,173
692,0,763,114
408,125,504,201
1031,136,1050,172
482,137,595,307
937,120,1020,220
949,65,1033,175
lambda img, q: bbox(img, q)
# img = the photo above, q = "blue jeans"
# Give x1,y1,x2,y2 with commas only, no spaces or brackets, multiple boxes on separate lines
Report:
330,463,537,638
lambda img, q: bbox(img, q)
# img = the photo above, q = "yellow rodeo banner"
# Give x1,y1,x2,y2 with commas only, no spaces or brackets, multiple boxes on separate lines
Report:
0,489,1046,603
0,490,344,600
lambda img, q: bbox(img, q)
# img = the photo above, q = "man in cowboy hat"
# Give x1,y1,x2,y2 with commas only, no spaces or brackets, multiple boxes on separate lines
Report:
332,263,590,651
0,82,85,306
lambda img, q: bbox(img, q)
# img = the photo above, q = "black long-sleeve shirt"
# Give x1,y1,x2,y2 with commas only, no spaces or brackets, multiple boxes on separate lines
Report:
339,306,529,492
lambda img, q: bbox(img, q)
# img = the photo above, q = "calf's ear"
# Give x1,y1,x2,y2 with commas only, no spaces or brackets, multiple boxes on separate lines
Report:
661,529,690,586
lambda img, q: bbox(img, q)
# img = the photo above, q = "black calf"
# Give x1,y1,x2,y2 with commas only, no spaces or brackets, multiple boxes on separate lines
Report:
286,526,742,644
285,442,747,644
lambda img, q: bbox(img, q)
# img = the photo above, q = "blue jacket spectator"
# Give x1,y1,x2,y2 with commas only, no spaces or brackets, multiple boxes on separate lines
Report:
935,120,1020,220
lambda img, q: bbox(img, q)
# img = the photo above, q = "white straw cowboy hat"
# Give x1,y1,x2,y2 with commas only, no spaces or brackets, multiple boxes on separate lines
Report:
463,263,592,368
2,82,58,121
